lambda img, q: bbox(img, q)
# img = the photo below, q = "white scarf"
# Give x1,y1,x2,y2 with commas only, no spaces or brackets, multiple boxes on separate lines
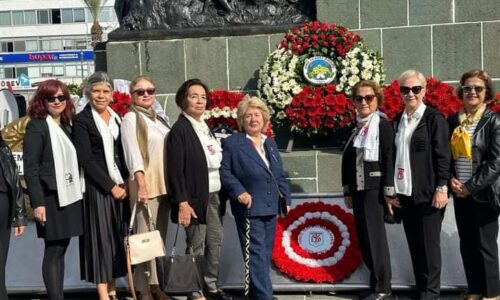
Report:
394,104,426,196
91,107,124,185
46,116,82,207
353,112,380,162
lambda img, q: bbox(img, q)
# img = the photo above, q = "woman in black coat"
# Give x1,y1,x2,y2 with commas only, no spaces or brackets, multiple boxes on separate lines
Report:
73,72,129,300
341,80,394,300
393,70,450,300
448,69,500,300
0,135,26,299
24,79,83,300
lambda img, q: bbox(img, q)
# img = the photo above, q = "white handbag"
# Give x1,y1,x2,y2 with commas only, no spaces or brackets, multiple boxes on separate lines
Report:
126,202,166,265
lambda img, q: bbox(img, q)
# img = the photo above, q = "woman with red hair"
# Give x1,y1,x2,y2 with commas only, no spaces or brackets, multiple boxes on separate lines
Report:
24,79,83,300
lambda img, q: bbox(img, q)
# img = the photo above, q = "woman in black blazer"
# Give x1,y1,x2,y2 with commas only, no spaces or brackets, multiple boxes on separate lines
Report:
448,69,500,300
393,70,450,300
166,79,231,300
0,135,26,300
24,79,83,300
73,72,129,300
341,80,394,300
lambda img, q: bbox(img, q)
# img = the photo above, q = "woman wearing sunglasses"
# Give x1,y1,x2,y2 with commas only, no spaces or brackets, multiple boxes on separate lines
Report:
73,72,130,300
24,79,83,300
448,69,500,300
121,76,171,300
341,80,394,300
393,70,451,300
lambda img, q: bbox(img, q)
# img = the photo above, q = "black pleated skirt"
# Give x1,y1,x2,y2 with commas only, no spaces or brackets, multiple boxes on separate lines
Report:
79,182,128,283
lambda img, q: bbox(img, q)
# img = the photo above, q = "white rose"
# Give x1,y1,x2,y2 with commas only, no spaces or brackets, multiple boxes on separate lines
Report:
348,75,360,87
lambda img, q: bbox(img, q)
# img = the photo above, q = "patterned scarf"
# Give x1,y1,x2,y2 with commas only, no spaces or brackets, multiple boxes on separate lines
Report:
450,104,485,160
129,104,158,169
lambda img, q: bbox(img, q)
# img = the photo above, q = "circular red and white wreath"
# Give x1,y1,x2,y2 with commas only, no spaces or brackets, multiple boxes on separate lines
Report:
272,201,362,283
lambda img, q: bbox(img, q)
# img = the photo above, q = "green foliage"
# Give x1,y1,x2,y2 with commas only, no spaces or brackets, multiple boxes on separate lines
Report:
67,83,83,97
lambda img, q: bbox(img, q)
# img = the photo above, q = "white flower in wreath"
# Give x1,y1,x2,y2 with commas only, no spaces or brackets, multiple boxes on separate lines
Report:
348,75,360,87
350,66,360,75
361,69,372,80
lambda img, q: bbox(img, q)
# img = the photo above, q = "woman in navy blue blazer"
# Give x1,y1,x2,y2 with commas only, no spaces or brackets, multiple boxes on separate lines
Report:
220,96,291,300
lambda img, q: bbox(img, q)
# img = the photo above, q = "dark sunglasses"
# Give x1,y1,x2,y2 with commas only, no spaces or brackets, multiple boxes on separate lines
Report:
46,95,67,103
400,86,423,95
462,85,485,94
353,94,376,104
132,88,156,96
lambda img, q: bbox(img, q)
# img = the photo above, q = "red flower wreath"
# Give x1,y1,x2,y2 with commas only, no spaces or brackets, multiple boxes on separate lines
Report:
272,201,362,283
284,84,355,135
487,93,500,113
379,77,462,122
111,91,131,117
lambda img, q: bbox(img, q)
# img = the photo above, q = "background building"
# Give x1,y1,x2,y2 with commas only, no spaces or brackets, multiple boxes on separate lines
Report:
0,0,118,99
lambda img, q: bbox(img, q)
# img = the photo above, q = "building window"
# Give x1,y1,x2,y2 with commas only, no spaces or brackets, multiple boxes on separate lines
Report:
40,40,51,51
14,41,25,52
28,66,40,78
0,11,11,26
25,40,38,51
16,67,28,77
76,40,88,49
38,10,50,24
50,39,63,50
24,10,36,24
73,9,85,23
41,65,53,77
61,9,73,23
1,41,13,53
53,64,64,76
12,11,24,25
4,67,15,78
65,65,77,77
51,9,61,24
63,39,76,50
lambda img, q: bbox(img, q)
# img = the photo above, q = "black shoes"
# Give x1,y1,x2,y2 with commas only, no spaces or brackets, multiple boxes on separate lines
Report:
205,289,234,300
362,292,393,300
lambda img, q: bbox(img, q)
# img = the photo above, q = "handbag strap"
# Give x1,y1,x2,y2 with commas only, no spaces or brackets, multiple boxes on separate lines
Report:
128,201,157,234
170,224,197,256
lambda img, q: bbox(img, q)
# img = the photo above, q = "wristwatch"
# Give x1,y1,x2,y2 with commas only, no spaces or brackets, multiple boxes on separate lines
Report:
436,185,448,193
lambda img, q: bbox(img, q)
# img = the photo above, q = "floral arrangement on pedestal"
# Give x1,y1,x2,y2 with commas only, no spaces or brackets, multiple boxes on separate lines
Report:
203,90,273,136
487,93,500,113
258,21,385,136
379,77,462,122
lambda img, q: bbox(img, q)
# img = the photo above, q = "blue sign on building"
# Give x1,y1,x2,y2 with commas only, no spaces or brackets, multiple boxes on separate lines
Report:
0,50,94,64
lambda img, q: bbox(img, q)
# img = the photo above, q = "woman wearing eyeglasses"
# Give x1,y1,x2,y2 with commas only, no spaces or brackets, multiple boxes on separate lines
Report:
24,79,83,300
341,80,395,300
393,70,451,300
448,69,500,300
121,76,171,300
73,72,130,300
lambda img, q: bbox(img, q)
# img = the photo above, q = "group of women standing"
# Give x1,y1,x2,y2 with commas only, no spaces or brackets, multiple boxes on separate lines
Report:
342,69,500,300
8,71,290,300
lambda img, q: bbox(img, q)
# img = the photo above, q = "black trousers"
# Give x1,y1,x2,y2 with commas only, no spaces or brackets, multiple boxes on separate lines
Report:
399,195,444,300
0,193,11,300
454,195,500,297
352,189,392,293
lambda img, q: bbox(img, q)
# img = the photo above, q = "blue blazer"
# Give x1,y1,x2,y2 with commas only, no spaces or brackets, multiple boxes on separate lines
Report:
220,133,291,217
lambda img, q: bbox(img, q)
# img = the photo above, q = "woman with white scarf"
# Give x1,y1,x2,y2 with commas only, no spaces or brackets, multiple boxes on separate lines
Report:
121,75,171,300
341,80,395,300
393,70,450,300
24,79,83,300
73,72,130,300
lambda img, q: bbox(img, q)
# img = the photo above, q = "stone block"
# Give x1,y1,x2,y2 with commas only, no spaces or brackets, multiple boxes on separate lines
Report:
455,0,500,22
185,38,228,90
106,42,141,81
163,94,181,124
382,26,432,82
433,23,481,81
360,0,407,28
409,0,452,25
354,29,382,53
317,149,343,193
281,151,317,178
270,33,284,52
228,36,269,91
483,22,500,78
141,41,185,94
288,179,317,193
316,0,359,29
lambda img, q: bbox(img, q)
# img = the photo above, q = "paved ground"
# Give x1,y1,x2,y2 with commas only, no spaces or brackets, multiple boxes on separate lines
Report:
9,291,464,299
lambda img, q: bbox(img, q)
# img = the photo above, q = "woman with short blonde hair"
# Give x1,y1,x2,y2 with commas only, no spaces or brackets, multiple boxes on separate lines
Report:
236,96,270,132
